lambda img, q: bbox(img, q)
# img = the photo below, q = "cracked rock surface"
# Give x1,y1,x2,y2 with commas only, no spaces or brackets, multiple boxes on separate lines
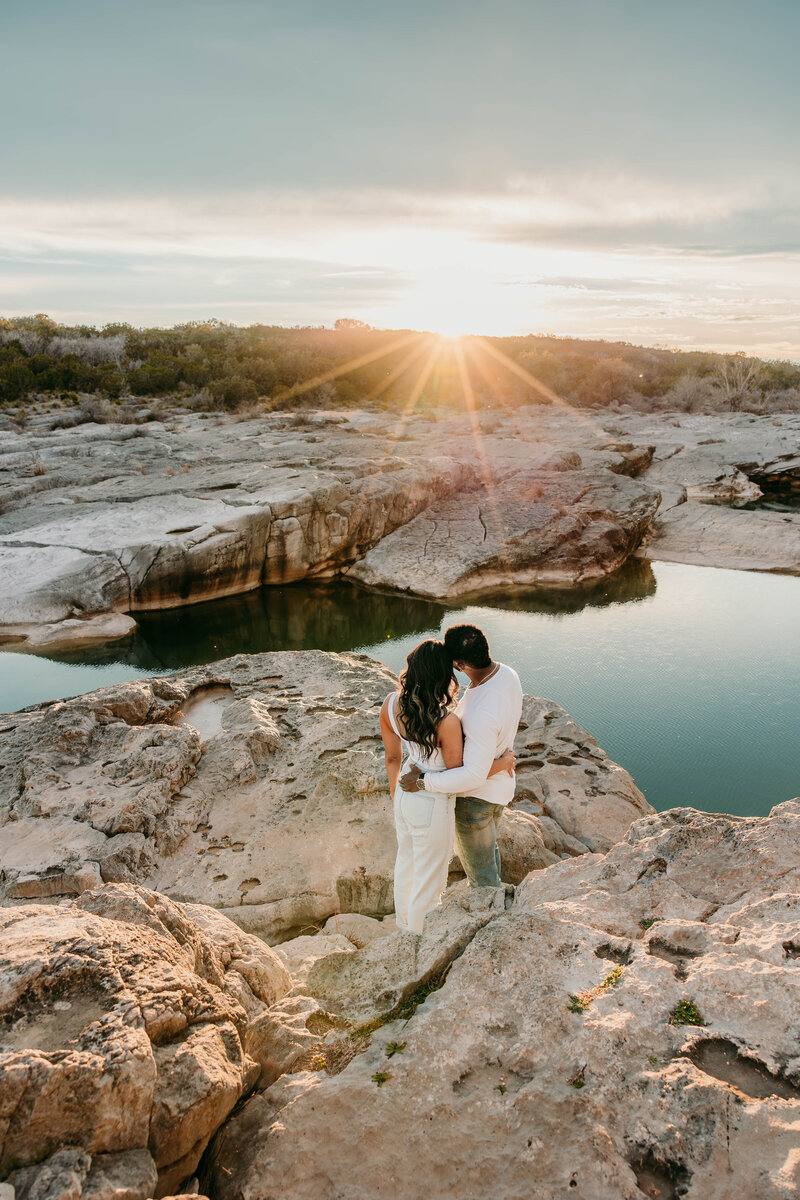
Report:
3,407,797,646
0,652,650,941
0,407,661,643
607,411,800,573
208,801,800,1200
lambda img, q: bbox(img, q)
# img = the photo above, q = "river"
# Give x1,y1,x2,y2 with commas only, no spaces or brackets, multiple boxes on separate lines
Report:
2,559,798,819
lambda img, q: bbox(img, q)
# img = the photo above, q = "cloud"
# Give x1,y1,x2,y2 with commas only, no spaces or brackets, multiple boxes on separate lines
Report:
0,178,798,359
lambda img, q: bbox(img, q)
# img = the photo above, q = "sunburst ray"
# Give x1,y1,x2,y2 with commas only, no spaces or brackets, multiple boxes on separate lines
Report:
273,330,421,405
454,340,512,575
472,336,604,436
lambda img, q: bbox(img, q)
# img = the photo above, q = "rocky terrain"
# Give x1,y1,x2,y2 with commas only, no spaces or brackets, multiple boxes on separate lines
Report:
0,405,796,652
1,406,798,652
1,398,799,1200
3,790,799,1199
606,411,800,574
0,652,648,939
210,800,800,1200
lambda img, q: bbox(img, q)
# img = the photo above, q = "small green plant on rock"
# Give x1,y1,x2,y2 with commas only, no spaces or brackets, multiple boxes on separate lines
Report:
568,993,590,1013
669,999,705,1026
372,1071,392,1087
647,1053,658,1066
494,1083,507,1094
385,1041,406,1058
567,1066,586,1089
396,978,443,1021
599,966,624,990
640,916,661,930
349,972,448,1043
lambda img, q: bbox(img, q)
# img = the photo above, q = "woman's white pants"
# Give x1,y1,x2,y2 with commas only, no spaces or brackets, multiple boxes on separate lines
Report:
393,785,455,935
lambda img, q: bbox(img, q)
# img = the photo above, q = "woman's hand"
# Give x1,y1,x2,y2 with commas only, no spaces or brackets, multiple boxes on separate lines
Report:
488,747,516,777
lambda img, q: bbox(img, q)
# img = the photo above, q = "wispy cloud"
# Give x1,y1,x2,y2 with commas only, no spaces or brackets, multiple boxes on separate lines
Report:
0,179,798,358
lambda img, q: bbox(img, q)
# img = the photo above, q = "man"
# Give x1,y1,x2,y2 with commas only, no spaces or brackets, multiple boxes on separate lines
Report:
400,623,522,888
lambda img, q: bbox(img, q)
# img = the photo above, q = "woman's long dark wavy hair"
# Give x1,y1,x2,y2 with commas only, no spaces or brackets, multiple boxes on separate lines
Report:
396,639,458,757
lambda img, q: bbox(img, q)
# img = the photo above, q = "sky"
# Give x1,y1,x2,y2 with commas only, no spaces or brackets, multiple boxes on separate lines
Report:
1,0,799,356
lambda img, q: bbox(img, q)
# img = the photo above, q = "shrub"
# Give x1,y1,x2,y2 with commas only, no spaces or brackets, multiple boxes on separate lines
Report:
210,375,259,409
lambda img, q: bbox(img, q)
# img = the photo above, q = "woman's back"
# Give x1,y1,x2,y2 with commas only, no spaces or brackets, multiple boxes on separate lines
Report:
386,692,447,771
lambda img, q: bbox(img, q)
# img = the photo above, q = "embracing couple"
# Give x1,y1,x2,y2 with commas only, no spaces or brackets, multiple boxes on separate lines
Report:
379,623,523,934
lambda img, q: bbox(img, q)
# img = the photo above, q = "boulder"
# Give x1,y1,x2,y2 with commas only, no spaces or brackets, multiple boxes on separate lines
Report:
0,653,651,941
0,885,290,1194
348,469,661,599
209,801,800,1200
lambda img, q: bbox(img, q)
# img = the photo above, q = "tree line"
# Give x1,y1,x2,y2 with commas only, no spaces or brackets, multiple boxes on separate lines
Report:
1,313,798,418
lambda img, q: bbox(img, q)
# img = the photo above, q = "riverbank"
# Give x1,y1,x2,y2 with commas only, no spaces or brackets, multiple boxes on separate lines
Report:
2,406,797,654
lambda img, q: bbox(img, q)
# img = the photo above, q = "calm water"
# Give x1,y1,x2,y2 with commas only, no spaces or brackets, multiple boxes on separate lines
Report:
2,559,799,818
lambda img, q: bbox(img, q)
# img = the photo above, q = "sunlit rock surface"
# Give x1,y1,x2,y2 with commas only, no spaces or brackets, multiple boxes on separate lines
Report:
2,406,796,639
0,408,661,640
348,468,660,597
606,411,800,572
209,801,800,1200
0,884,290,1196
0,652,650,941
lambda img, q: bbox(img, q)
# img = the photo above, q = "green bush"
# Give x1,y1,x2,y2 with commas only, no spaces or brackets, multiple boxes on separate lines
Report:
210,375,259,409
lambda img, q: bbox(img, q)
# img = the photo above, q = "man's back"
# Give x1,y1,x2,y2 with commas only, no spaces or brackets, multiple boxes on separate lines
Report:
456,662,522,805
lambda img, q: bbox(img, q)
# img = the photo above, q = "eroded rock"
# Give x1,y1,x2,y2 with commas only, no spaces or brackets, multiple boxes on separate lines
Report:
349,469,660,598
0,885,290,1193
209,801,800,1200
0,653,651,940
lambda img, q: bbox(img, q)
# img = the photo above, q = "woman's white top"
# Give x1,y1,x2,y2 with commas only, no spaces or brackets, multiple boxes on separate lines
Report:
387,692,447,773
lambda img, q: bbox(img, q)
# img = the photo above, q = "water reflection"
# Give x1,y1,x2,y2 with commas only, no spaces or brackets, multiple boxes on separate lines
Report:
132,582,446,670
470,557,656,616
38,557,656,672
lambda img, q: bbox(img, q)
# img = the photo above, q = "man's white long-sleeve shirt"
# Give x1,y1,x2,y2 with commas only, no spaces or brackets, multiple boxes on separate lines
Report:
423,663,522,806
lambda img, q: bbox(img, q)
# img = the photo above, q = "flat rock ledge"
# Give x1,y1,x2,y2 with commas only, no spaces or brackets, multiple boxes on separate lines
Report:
0,408,665,645
0,651,651,943
2,407,799,650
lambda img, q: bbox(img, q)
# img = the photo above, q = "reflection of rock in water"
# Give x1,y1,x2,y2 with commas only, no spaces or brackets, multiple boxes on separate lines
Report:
132,582,447,670
477,556,657,616
31,563,657,673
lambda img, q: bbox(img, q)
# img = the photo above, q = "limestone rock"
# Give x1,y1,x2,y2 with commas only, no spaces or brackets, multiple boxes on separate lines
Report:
273,934,356,986
0,653,651,941
2,410,798,642
349,468,660,598
321,912,396,948
684,466,762,503
245,995,346,1088
209,801,800,1200
640,499,800,574
0,413,474,627
1,613,137,655
301,885,510,1024
608,410,800,573
0,885,290,1192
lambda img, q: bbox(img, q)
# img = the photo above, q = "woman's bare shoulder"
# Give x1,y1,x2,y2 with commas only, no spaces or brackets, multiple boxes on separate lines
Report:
438,710,462,734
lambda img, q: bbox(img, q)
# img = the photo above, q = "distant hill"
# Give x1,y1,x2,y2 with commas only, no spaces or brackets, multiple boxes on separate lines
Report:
2,314,799,421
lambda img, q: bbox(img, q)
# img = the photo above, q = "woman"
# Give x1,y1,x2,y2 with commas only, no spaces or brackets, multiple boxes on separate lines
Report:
379,639,513,934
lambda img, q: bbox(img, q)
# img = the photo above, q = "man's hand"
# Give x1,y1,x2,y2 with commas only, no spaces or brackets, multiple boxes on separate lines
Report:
399,764,423,792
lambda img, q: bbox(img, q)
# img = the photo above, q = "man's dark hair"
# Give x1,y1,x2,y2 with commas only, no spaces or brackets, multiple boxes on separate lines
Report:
443,623,491,669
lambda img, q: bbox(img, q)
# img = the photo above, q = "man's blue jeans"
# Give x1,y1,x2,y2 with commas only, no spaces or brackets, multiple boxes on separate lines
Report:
455,796,504,887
